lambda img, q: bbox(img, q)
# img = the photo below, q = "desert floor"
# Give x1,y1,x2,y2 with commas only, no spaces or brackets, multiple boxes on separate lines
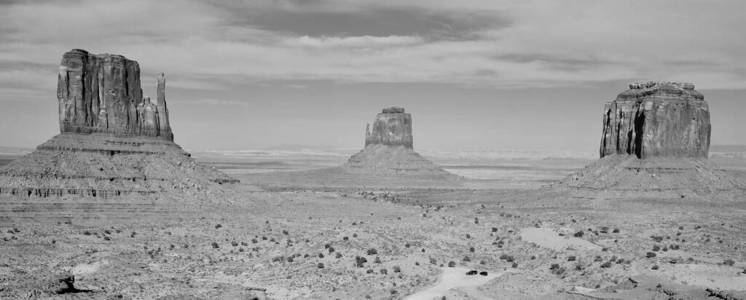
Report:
1,152,745,299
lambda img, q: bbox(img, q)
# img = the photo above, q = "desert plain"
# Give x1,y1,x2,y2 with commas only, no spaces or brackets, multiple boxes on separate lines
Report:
1,148,745,300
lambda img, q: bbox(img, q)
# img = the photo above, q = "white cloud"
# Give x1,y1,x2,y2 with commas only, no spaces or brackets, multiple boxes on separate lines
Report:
0,0,744,90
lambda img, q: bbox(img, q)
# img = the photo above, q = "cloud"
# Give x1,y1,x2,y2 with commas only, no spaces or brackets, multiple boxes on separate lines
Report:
0,0,745,92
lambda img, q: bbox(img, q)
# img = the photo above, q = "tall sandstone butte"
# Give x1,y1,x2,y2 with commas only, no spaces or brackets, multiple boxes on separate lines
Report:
563,81,743,193
0,49,236,198
57,49,173,140
345,107,454,178
599,81,711,159
365,106,414,149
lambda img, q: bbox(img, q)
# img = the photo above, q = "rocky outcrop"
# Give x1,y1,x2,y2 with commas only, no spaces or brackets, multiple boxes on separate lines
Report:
0,49,236,198
345,107,455,179
365,107,413,149
563,81,743,194
57,49,173,140
599,81,710,159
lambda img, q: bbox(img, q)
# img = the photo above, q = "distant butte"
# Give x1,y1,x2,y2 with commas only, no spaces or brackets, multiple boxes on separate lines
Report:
0,49,237,198
345,107,454,177
564,81,743,194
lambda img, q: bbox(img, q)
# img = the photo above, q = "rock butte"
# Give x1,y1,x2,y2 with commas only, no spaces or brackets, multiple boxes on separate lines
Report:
565,82,743,193
345,107,453,177
0,49,237,198
600,81,710,159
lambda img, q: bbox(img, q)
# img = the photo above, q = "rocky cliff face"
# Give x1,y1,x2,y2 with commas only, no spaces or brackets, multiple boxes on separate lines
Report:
0,49,236,198
57,49,173,140
365,107,413,149
599,81,710,159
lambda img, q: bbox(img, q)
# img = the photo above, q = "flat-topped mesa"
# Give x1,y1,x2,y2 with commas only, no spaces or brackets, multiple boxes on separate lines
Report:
57,49,173,140
599,81,711,159
364,106,414,149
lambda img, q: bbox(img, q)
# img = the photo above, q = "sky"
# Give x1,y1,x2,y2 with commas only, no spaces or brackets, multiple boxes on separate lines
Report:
0,0,744,153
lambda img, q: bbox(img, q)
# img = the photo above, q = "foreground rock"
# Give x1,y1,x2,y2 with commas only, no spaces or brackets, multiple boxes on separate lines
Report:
564,82,743,194
345,107,454,178
0,49,236,197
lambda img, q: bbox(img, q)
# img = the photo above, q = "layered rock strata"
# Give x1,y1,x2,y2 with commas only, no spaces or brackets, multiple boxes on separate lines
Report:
599,81,710,159
346,107,453,177
365,106,414,149
0,49,236,198
58,49,173,140
564,82,742,193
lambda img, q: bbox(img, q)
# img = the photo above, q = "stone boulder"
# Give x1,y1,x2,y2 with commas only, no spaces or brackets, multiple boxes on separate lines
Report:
57,49,173,140
599,81,710,159
365,106,413,149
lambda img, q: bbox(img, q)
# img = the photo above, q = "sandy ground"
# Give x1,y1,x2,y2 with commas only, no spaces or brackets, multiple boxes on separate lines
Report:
1,155,746,299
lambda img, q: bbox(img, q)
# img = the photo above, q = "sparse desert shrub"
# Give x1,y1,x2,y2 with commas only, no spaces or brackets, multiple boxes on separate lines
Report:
83,231,92,236
353,233,358,238
317,263,324,269
651,265,659,270
646,252,656,258
651,236,664,242
231,241,238,247
723,259,735,266
600,261,612,268
318,253,324,258
474,217,479,224
211,242,219,249
567,256,576,262
448,261,456,267
465,234,471,239
612,228,620,233
469,247,475,253
215,224,222,229
282,230,288,235
652,245,660,251
466,270,478,275
463,256,471,262
355,256,367,268
328,246,335,253
367,248,378,255
366,269,374,274
393,265,401,273
429,257,437,265
336,252,343,259
380,268,388,275
491,227,498,232
511,263,518,268
374,256,382,264
573,231,584,237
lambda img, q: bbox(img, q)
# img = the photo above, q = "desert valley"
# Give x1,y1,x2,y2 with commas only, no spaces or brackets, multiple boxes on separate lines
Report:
0,49,745,300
